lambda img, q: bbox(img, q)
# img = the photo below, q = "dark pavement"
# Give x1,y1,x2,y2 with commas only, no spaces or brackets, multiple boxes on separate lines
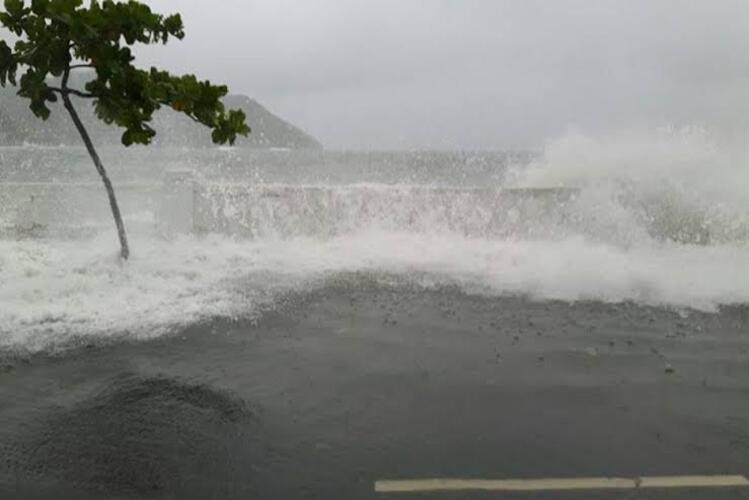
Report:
2,277,749,499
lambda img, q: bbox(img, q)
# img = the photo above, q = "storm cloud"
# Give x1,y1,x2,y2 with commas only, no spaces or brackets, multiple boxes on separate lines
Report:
124,1,749,148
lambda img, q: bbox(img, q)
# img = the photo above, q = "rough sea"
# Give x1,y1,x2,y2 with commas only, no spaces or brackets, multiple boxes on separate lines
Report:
2,126,749,353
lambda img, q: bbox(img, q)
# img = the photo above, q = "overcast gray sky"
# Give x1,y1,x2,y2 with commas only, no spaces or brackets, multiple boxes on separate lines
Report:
136,1,749,150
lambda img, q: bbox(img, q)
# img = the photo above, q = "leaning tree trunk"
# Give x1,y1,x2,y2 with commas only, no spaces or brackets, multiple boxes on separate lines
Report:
60,72,130,260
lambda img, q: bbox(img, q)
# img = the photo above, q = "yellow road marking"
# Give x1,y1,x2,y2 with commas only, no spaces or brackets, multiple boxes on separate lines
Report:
374,475,749,493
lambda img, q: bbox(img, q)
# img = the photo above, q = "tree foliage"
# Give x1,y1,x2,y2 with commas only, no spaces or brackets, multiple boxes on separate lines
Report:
0,0,251,260
0,0,250,146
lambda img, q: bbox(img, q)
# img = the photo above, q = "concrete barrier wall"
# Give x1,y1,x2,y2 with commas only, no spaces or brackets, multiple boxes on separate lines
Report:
0,173,579,239
193,183,579,238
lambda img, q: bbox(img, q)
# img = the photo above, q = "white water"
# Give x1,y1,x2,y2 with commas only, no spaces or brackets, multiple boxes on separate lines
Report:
2,127,749,352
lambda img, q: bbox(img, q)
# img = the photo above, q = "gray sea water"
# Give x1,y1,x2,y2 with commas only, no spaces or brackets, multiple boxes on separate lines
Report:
0,147,527,185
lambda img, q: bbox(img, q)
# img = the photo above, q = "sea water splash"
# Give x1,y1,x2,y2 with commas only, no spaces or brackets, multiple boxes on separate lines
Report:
2,128,749,352
514,127,749,245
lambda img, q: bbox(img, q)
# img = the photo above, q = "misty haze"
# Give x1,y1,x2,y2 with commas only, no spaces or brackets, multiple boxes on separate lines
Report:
2,1,749,499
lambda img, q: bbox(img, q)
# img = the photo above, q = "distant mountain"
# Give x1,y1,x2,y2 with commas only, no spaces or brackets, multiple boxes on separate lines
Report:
223,95,322,150
0,83,322,149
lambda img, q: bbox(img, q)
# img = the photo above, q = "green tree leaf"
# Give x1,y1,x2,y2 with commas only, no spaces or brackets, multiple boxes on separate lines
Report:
0,0,249,146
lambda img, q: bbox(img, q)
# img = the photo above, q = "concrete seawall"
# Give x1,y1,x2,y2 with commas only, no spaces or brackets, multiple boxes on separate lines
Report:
0,173,579,239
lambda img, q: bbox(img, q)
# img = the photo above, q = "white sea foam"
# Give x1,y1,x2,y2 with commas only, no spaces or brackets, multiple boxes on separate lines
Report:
2,229,749,352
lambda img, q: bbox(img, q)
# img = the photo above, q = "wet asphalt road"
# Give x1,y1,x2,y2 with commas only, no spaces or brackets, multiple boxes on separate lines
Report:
2,278,749,499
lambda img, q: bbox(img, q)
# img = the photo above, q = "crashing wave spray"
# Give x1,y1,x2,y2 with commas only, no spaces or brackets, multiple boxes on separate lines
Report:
3,129,749,353
513,127,749,246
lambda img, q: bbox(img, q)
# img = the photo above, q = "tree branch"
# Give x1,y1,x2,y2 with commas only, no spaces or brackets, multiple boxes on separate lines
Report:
69,64,94,70
49,86,94,99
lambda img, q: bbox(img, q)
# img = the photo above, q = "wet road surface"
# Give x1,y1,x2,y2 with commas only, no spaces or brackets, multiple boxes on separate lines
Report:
2,278,749,499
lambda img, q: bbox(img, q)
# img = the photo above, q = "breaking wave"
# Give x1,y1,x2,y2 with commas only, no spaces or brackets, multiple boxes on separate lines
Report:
2,127,749,352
